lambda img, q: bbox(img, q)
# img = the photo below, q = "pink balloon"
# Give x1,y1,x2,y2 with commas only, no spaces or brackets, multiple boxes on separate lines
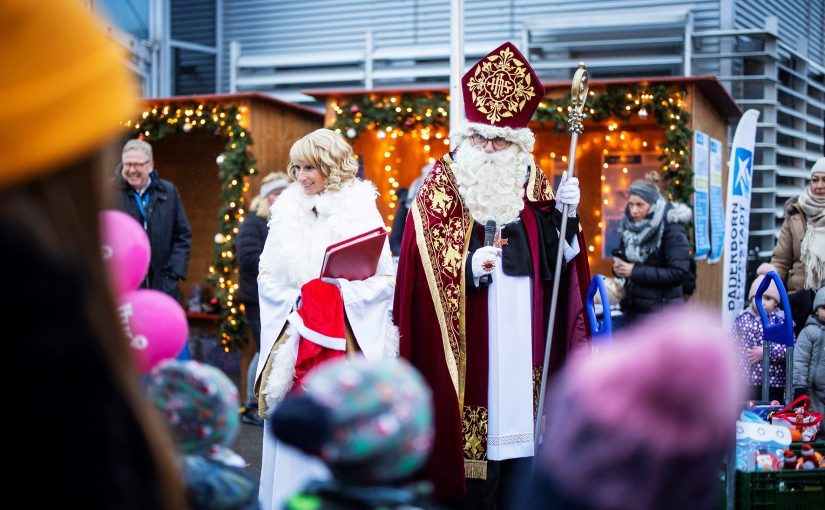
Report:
118,289,189,374
100,210,151,295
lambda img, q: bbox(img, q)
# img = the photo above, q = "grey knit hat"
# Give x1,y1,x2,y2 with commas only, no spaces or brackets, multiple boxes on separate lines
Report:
629,179,660,205
814,287,825,311
811,157,825,179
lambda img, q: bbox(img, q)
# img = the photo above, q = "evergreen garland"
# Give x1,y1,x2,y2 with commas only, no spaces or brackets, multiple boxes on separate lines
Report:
534,84,693,204
126,102,256,352
330,92,450,139
329,85,693,204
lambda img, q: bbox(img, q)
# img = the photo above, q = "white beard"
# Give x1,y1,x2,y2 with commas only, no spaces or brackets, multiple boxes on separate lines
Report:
452,139,529,226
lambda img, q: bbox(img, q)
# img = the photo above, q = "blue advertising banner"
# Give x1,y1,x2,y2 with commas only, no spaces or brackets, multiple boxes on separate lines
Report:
693,131,710,259
708,137,724,264
722,110,760,326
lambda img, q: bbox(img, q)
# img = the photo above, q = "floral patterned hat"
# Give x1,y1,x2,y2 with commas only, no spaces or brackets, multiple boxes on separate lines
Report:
146,360,240,456
272,357,434,484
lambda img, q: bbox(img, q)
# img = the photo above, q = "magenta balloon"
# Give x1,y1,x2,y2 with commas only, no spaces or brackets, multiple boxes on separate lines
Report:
118,289,189,374
100,210,151,295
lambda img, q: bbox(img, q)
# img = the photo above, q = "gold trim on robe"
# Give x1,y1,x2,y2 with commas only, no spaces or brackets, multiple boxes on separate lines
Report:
411,155,558,477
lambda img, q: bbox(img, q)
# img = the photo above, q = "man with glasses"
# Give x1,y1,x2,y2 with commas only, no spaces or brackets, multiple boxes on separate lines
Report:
115,138,192,301
393,42,590,509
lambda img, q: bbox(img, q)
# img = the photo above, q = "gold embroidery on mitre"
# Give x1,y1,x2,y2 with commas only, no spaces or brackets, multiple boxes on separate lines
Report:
465,45,536,124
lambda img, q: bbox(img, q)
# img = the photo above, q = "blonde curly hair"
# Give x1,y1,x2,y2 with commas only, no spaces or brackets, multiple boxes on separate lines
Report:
251,171,290,218
287,129,358,192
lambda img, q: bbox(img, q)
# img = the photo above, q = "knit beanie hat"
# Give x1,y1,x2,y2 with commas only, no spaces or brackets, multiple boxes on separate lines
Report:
811,157,825,179
628,179,661,206
260,176,290,198
146,360,240,456
270,357,434,484
535,307,741,510
0,0,137,187
814,287,825,311
748,274,782,303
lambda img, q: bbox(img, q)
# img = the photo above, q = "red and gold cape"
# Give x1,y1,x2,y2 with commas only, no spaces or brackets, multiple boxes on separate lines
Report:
394,154,591,501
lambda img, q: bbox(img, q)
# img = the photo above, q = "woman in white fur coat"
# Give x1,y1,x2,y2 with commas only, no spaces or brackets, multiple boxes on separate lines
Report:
254,128,398,510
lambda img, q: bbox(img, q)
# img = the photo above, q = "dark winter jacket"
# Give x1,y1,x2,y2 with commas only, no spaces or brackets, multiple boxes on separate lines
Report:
114,166,192,301
793,314,825,399
236,212,268,305
619,202,691,317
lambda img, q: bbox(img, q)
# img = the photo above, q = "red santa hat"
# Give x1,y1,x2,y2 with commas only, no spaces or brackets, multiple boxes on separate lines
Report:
288,279,346,351
453,41,544,153
288,278,349,391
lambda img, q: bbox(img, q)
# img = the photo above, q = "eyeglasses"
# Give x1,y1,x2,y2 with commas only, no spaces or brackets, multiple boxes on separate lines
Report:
122,160,151,170
471,134,511,150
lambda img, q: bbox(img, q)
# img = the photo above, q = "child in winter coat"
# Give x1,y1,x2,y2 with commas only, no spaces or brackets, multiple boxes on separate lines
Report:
793,287,825,428
730,275,786,402
270,357,442,510
146,360,259,510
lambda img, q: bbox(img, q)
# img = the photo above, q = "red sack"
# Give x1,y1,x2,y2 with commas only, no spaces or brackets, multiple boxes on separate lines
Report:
772,395,823,442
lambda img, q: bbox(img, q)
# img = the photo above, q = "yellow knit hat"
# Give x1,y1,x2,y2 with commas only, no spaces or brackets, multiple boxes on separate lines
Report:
0,0,138,187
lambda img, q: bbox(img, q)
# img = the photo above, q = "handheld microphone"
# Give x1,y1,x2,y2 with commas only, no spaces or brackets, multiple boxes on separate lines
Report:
480,220,496,285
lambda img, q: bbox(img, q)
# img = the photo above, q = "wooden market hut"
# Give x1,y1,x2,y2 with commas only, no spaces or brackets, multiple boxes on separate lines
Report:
133,93,323,299
308,76,740,309
126,92,323,394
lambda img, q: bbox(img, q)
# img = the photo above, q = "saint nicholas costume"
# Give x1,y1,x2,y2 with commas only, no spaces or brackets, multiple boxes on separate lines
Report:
255,178,399,510
393,42,591,504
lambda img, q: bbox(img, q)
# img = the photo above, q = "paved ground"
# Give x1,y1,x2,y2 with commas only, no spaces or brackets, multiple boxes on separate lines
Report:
234,420,264,479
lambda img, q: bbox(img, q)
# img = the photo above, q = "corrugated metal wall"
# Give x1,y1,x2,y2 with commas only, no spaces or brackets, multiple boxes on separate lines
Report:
220,0,724,91
171,0,216,94
734,0,824,65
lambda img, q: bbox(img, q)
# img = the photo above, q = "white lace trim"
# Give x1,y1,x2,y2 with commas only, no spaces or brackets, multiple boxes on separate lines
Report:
487,432,534,446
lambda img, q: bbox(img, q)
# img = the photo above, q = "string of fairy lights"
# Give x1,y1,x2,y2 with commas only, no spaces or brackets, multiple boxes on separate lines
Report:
124,101,256,352
331,84,693,260
330,93,451,224
116,85,691,353
534,84,693,204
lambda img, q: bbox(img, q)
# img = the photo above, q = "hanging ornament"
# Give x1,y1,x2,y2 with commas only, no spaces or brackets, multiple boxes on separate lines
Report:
182,122,192,133
346,128,357,138
638,107,648,119
376,130,387,140
214,233,225,244
350,105,360,113
216,154,225,166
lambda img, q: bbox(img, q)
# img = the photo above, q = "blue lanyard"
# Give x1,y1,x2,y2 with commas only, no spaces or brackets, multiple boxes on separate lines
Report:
132,191,150,230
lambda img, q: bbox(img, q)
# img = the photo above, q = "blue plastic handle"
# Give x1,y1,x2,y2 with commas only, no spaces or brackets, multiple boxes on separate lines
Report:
754,271,795,347
585,275,613,343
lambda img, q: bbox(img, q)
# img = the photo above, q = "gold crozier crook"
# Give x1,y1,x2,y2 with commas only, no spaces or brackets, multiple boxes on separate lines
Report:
533,62,590,455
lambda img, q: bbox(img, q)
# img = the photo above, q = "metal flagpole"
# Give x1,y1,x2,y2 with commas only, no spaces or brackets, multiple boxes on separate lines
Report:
449,0,464,150
534,63,589,454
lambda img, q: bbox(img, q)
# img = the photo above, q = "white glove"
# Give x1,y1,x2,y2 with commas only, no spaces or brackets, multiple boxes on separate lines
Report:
471,246,501,279
555,171,580,216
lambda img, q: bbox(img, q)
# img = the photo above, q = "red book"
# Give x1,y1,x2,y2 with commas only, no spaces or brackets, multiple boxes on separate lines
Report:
320,226,387,281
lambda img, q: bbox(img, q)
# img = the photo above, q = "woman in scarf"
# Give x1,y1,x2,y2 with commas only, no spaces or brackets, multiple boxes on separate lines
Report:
612,179,692,326
762,157,825,334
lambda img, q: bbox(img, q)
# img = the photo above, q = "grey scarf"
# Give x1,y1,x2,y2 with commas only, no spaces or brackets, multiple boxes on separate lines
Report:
798,187,825,289
621,197,667,263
